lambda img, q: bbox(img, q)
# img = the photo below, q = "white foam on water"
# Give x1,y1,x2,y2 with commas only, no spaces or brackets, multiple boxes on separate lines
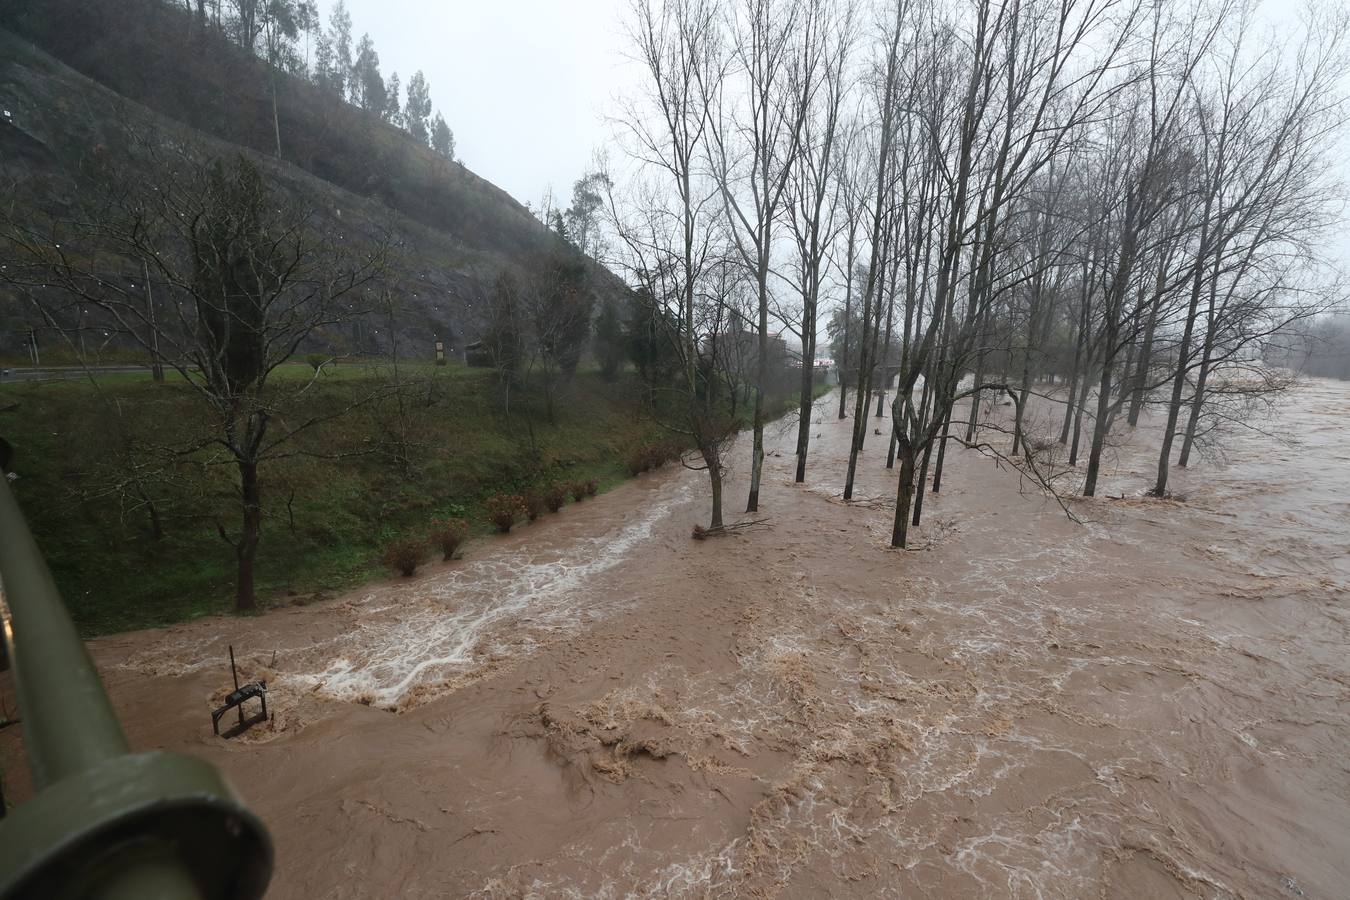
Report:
287,483,690,709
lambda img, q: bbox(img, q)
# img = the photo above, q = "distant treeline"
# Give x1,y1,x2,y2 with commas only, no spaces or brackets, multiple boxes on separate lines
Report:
1269,316,1350,381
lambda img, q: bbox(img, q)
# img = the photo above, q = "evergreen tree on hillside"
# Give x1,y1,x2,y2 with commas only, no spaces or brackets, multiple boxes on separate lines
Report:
385,71,402,125
405,70,433,145
229,0,263,52
313,29,337,95
563,171,611,259
351,33,386,112
431,112,455,160
549,209,569,242
328,0,353,100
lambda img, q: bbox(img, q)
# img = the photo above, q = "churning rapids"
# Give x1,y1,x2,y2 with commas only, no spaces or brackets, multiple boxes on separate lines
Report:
4,380,1348,898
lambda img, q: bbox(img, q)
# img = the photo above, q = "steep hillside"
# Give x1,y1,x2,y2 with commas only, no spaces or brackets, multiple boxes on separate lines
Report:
0,0,621,358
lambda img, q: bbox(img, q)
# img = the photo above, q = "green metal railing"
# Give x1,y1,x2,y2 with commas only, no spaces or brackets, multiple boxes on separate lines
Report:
0,466,272,899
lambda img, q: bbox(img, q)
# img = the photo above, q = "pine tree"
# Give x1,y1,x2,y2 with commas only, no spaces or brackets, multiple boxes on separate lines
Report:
328,0,352,101
431,112,455,159
405,70,433,145
385,71,402,125
351,33,385,112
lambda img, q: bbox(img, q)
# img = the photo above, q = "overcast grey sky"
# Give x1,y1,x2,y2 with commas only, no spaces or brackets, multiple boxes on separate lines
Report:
320,0,632,208
316,1,1346,270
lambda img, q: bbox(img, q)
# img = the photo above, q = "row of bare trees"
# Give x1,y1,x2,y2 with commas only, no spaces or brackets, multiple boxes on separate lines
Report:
604,0,1347,543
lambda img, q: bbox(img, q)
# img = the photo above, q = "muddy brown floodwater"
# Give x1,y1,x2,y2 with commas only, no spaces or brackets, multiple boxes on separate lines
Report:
3,380,1348,898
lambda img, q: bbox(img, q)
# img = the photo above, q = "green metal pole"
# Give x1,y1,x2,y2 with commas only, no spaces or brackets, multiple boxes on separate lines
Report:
0,475,130,787
0,471,272,899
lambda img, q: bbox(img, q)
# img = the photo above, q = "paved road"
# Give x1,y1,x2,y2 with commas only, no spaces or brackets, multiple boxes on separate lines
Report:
0,365,152,383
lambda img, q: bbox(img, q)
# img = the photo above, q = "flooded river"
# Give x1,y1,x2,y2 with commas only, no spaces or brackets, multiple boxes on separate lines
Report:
3,380,1347,898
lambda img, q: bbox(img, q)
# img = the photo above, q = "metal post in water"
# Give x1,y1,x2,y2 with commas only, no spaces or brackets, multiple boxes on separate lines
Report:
229,645,244,730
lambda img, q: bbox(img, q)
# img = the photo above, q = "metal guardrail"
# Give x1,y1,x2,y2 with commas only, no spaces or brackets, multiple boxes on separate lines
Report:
0,466,273,899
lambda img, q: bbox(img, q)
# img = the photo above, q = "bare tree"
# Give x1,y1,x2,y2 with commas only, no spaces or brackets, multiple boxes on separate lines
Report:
0,139,387,610
612,0,737,531
708,0,812,512
783,0,855,482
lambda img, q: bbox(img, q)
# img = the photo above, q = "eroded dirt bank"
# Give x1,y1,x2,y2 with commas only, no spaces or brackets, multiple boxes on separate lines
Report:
3,381,1348,898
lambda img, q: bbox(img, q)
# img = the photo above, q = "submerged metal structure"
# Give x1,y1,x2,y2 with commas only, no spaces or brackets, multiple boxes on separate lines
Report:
0,467,272,899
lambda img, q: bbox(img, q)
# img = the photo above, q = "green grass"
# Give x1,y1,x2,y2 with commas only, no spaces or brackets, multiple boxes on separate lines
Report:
0,365,822,636
0,366,679,635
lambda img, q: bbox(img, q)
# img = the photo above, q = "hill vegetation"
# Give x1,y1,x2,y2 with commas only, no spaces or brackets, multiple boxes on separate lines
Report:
0,0,630,364
0,0,535,255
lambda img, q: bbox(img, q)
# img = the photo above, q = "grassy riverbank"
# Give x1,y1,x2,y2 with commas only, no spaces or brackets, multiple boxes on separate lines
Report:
1,364,674,634
1,364,818,636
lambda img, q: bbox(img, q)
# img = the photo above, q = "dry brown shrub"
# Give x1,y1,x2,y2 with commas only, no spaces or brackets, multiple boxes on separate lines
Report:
485,494,527,533
380,537,428,577
428,517,469,561
543,483,568,513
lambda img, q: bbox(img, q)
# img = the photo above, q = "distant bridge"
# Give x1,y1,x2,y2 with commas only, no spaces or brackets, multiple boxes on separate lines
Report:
839,362,904,388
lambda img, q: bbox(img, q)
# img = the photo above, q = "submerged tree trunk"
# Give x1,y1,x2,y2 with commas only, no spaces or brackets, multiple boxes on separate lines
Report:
838,249,854,421
1060,305,1085,444
875,287,895,420
911,434,934,527
1178,321,1215,467
931,408,952,493
747,293,767,512
794,322,817,483
890,438,917,548
1013,333,1033,457
1069,370,1091,466
1083,353,1115,496
1154,306,1201,495
965,346,985,442
705,445,725,531
1127,269,1166,426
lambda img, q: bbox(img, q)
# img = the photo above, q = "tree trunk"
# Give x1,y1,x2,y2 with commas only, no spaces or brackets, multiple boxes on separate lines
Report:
843,282,877,500
271,75,283,159
838,275,852,420
1153,292,1203,496
747,378,765,512
794,321,816,483
965,348,985,441
1127,268,1166,426
1069,370,1091,466
911,435,934,527
1013,337,1032,457
705,444,724,531
143,259,164,382
235,458,261,611
931,408,952,493
747,272,768,512
1060,310,1085,444
889,439,916,548
874,287,894,420
1178,326,1215,467
1083,355,1115,496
